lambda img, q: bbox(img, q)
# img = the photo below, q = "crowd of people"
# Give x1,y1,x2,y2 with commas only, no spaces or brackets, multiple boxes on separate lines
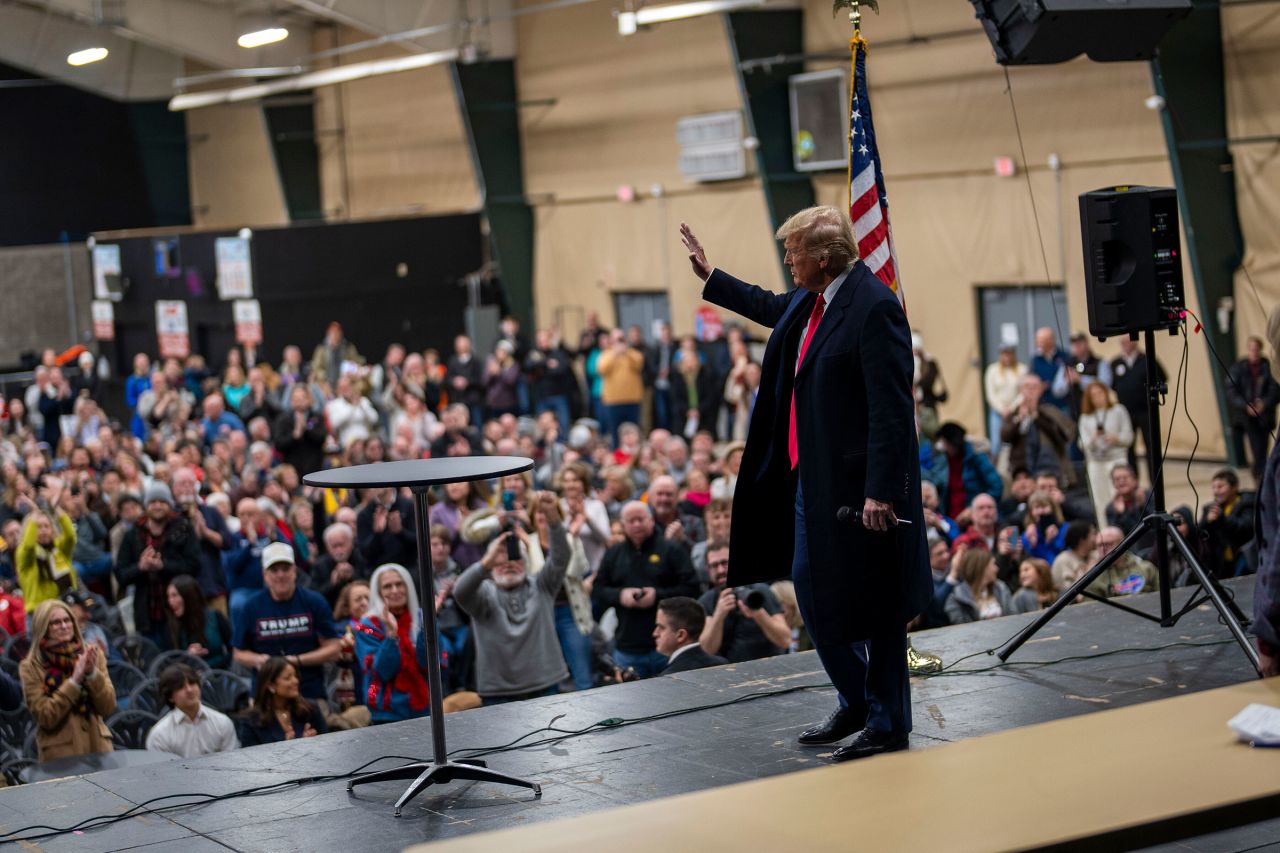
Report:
0,312,1271,773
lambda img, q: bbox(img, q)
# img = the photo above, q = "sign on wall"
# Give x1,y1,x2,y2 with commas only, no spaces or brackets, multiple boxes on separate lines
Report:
91,300,115,341
215,236,253,299
233,299,263,346
155,300,190,358
92,244,123,301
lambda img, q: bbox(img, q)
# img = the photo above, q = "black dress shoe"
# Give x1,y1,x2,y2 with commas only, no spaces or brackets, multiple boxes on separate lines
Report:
797,707,866,745
831,728,909,762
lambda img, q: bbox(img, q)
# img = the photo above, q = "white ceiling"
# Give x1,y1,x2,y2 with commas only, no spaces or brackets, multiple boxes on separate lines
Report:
0,0,514,101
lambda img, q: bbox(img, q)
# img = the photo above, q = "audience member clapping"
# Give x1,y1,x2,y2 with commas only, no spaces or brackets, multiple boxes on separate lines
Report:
21,600,116,761
354,564,431,723
236,657,327,747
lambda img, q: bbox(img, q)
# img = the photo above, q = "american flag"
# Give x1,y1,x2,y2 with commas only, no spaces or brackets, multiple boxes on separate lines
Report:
849,37,902,304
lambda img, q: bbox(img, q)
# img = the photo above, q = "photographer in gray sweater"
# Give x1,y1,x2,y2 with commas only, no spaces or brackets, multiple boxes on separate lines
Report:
453,491,570,704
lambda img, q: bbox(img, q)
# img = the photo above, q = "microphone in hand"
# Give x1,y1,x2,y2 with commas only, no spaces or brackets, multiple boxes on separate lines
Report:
835,506,912,527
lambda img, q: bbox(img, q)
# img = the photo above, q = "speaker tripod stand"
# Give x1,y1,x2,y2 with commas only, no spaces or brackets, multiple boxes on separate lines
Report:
996,328,1261,675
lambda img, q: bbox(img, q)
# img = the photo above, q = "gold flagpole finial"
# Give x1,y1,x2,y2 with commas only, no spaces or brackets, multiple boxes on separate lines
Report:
832,0,875,45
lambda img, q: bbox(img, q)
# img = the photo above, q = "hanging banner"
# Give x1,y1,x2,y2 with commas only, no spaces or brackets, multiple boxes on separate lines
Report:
215,236,253,299
155,300,190,358
92,244,123,301
233,299,263,346
91,300,115,341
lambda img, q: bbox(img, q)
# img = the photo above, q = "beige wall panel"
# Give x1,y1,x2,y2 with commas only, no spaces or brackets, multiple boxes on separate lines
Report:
814,156,1224,460
516,3,743,201
533,183,782,340
342,64,480,217
805,53,1164,174
186,105,288,228
312,28,480,219
1224,6,1280,352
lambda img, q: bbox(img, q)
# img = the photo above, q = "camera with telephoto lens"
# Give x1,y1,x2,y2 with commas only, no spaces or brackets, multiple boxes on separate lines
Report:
733,585,766,610
594,651,639,683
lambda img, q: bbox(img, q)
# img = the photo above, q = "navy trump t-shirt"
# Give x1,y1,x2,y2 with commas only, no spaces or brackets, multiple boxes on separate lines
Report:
233,588,339,700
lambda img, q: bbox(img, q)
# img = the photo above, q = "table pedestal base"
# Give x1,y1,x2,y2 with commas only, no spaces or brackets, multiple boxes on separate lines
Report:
348,758,542,816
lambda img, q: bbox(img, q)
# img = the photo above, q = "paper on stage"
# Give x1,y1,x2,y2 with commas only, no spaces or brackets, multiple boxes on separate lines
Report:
1227,703,1280,747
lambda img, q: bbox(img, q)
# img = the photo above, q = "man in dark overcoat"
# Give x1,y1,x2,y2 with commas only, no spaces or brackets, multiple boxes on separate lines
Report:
680,208,930,760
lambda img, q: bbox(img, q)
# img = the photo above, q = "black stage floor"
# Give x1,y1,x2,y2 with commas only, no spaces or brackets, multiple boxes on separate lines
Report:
1,578,1271,853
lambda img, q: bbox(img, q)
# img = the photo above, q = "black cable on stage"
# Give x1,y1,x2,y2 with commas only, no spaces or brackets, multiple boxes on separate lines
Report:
0,754,428,843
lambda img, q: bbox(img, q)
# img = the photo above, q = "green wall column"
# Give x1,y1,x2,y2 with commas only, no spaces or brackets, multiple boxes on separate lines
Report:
725,10,817,283
452,59,535,330
1151,5,1245,463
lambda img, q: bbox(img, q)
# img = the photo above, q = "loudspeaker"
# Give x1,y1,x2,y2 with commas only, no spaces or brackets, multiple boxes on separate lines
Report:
969,0,1191,65
1080,186,1185,339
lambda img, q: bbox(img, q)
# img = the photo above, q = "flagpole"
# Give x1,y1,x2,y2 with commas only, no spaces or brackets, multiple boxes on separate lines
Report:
844,1,942,675
846,2,861,215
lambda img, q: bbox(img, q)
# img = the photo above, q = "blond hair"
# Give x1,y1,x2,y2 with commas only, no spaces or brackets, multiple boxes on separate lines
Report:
775,206,858,269
27,599,85,658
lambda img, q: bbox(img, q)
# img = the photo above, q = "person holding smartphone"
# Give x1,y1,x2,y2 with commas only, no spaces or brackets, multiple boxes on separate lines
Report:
453,493,574,705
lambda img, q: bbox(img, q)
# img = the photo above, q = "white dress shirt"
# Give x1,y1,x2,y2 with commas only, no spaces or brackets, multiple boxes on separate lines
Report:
145,704,240,758
793,266,852,367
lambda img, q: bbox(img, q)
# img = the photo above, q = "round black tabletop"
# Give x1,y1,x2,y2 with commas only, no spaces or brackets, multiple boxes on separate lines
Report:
302,456,533,489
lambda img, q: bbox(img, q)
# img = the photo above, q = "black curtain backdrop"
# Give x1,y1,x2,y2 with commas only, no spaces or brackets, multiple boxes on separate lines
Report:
100,213,483,376
0,63,189,246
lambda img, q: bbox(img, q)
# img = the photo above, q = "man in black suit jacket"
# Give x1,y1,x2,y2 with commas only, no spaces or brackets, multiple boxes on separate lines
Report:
1228,336,1280,484
681,210,931,761
656,597,727,675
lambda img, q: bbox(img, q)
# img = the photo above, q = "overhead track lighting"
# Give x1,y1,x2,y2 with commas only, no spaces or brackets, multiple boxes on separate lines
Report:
238,27,290,48
67,47,109,66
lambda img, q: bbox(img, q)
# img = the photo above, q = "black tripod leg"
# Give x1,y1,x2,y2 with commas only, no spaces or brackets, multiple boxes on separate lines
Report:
1165,528,1261,675
996,523,1146,661
1166,530,1250,624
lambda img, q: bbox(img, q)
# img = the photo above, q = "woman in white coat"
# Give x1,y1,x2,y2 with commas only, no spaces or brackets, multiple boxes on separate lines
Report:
1079,381,1134,526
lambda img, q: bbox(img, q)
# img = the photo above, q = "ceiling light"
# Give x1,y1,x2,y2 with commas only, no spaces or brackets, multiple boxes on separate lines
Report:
67,47,109,66
238,27,289,49
618,0,763,34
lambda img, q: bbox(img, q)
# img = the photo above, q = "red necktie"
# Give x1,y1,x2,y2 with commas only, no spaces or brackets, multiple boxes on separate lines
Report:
789,293,826,469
